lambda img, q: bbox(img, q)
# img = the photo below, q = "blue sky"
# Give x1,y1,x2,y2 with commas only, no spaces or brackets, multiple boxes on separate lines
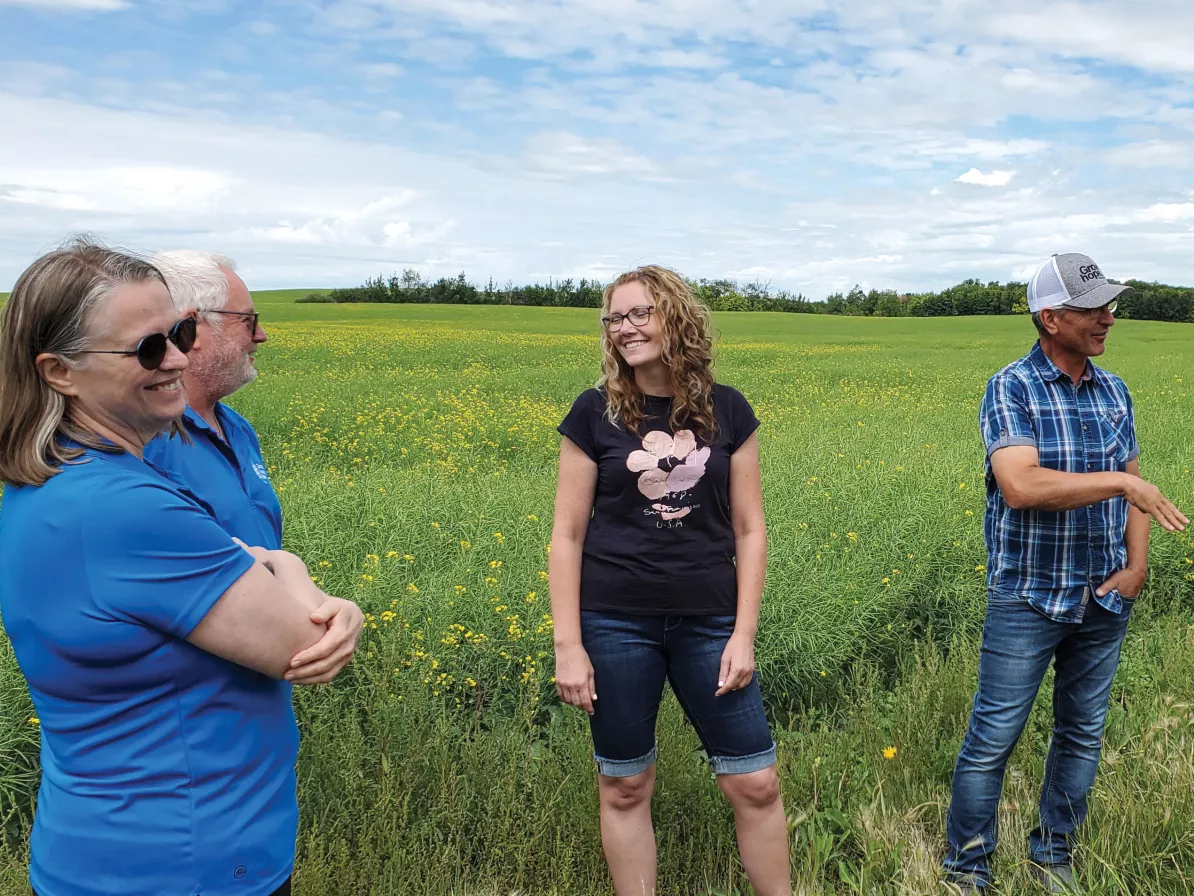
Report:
2,0,1193,296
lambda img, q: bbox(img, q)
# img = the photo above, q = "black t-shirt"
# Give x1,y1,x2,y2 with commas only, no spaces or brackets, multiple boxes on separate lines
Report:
558,384,760,616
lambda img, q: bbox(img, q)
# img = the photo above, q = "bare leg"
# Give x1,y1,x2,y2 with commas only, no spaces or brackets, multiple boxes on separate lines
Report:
718,766,791,896
598,767,657,896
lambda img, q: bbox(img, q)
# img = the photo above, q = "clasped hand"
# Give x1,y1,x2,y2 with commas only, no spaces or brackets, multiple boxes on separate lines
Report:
234,540,365,685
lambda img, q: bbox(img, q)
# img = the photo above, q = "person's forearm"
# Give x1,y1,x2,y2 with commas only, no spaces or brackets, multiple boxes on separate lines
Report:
549,536,585,648
733,529,767,637
1006,468,1129,512
1124,504,1150,570
269,551,330,612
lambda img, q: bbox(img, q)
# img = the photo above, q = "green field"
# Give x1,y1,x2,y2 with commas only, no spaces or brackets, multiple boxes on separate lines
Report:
256,287,334,303
2,305,1193,894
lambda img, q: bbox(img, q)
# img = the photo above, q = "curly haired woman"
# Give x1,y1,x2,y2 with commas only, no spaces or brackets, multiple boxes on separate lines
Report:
549,265,790,895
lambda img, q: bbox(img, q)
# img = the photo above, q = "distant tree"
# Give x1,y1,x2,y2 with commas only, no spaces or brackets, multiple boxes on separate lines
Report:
918,293,957,316
843,285,867,316
320,269,1193,322
874,290,902,317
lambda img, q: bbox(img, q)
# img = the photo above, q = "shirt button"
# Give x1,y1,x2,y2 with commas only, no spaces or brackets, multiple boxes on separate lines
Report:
1083,424,1089,432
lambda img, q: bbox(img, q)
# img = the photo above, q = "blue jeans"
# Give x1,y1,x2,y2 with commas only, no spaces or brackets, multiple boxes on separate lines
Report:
943,593,1133,886
580,611,777,777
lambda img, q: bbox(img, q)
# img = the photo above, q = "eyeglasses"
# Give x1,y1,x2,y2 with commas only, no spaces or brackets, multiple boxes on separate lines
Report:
601,305,655,332
206,309,260,333
80,316,197,370
1059,300,1117,317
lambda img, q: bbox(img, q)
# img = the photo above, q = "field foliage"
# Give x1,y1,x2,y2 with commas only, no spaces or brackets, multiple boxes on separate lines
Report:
1,305,1192,894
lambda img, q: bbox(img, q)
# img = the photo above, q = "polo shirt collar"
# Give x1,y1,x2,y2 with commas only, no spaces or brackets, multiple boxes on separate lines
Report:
182,403,225,437
65,437,173,479
1029,340,1100,386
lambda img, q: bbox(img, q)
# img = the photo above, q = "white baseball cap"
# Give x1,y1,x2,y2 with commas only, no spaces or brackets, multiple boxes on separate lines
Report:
1027,253,1133,313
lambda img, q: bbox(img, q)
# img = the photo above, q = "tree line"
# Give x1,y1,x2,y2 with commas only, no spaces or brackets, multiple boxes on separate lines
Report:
299,269,1194,323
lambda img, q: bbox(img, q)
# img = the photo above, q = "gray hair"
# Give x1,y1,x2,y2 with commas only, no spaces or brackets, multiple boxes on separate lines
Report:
152,250,237,317
1031,307,1067,337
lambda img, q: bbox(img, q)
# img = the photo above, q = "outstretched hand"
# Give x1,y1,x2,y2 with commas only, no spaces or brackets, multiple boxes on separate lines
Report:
1122,478,1188,532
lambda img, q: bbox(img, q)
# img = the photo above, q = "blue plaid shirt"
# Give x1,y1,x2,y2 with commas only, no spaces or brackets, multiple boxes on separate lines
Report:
980,341,1138,622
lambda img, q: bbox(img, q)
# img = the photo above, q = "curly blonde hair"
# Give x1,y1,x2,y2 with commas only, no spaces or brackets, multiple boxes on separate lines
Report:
598,265,717,441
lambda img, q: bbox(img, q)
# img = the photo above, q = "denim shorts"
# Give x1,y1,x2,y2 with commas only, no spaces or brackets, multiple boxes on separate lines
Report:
580,610,777,778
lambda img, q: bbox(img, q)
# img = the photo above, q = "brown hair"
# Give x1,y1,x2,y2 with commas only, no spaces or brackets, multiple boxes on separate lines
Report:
0,237,175,486
598,265,717,441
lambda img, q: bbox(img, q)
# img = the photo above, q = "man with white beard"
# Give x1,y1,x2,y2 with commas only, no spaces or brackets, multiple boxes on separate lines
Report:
146,251,279,546
146,250,361,685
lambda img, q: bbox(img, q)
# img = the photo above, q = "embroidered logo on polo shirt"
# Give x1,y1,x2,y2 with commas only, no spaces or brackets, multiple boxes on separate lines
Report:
252,462,271,483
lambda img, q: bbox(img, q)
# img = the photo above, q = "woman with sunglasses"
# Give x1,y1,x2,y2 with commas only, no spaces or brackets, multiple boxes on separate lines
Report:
550,265,791,895
0,239,357,896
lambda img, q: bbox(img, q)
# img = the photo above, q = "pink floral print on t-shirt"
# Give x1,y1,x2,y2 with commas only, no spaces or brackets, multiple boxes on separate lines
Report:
626,430,710,520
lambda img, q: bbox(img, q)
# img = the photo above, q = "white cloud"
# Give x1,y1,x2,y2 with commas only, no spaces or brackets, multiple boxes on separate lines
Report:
990,2,1194,75
1106,140,1194,168
516,132,664,180
1,164,232,214
1136,201,1194,224
956,168,1015,187
653,48,727,70
358,62,404,78
245,192,448,248
4,1,1194,293
0,0,127,8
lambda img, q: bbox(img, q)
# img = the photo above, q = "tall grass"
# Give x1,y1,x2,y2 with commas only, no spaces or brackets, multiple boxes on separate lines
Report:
1,308,1192,893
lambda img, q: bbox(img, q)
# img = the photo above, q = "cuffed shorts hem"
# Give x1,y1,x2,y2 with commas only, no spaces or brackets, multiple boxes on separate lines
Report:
709,743,777,776
594,745,657,778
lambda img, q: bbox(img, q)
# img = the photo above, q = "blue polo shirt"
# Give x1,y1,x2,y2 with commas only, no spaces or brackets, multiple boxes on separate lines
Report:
145,404,283,550
0,446,299,896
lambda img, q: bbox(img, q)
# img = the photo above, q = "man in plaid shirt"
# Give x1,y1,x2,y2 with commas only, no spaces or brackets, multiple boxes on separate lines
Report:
943,253,1188,893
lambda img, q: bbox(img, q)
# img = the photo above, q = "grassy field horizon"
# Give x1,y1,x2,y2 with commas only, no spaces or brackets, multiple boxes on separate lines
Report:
2,305,1192,894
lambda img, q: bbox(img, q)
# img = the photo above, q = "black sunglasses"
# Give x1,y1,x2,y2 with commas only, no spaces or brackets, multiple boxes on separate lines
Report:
80,316,198,370
206,309,260,333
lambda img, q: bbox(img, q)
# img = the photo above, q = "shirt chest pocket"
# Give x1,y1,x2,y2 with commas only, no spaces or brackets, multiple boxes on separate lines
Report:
1098,406,1132,464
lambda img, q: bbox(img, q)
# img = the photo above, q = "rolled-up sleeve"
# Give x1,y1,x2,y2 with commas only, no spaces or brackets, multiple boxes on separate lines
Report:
980,371,1037,457
1124,388,1140,462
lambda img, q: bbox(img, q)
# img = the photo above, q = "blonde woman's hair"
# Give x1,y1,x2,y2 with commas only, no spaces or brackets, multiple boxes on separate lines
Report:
0,237,174,486
598,265,717,441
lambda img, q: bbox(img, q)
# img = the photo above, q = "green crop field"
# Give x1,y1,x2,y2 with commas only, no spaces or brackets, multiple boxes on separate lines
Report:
2,305,1192,894
256,288,334,303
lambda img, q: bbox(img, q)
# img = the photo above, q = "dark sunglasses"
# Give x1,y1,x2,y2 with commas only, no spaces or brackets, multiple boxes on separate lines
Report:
206,309,260,333
80,316,197,370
